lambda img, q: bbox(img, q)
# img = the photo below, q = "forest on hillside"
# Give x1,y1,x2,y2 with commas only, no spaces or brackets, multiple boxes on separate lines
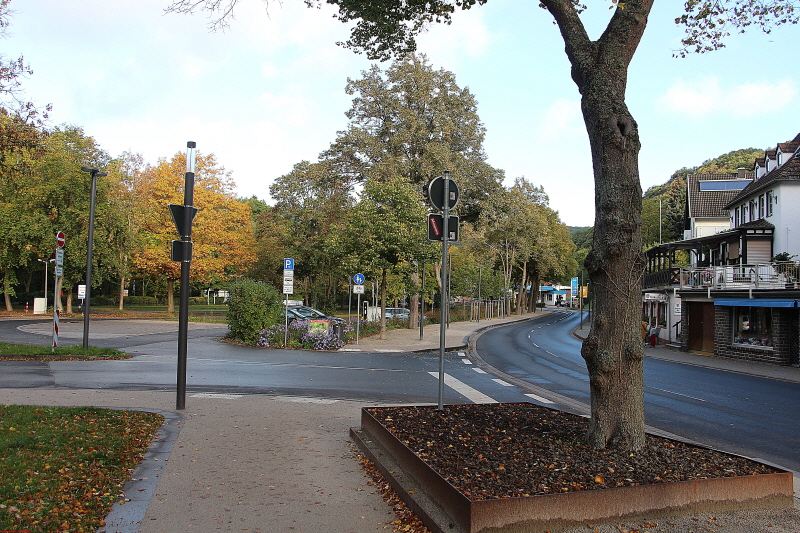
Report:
569,147,766,271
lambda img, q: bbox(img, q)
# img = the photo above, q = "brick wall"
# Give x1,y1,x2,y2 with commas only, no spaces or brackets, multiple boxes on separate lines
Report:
713,306,793,365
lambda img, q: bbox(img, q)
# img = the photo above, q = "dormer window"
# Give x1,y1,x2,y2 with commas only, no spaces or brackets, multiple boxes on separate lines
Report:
697,179,750,191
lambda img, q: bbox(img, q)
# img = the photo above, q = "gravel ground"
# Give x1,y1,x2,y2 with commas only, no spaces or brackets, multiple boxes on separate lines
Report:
366,403,800,533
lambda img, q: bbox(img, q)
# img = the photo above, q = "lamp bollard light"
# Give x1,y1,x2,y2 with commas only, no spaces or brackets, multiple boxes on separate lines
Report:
176,141,197,410
80,166,108,350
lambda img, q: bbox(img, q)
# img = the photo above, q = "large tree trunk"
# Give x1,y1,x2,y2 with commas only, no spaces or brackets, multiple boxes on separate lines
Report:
543,0,652,451
409,269,420,330
167,279,175,313
118,276,126,311
516,261,527,315
379,268,387,340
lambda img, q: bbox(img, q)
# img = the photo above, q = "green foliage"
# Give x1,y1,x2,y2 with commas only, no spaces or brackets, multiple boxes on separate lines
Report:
675,0,799,57
226,279,282,344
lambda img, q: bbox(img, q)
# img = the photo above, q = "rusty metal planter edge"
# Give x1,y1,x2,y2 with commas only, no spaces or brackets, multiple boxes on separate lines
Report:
351,404,793,533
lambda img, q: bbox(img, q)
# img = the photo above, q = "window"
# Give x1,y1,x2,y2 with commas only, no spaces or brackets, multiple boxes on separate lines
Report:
698,180,750,191
749,200,756,222
766,190,774,217
733,307,773,348
734,206,740,227
742,203,748,221
758,194,765,219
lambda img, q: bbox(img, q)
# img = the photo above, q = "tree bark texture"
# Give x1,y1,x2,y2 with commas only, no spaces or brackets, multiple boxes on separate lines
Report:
542,0,653,450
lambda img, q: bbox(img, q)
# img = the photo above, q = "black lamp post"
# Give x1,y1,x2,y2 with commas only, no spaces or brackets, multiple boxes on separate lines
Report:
80,166,107,350
174,141,197,410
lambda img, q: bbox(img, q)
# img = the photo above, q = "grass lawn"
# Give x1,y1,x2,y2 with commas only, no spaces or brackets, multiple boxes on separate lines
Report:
0,343,129,360
0,405,163,532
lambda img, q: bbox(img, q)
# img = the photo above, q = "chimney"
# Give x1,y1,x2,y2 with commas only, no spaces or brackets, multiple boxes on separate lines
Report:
737,167,747,179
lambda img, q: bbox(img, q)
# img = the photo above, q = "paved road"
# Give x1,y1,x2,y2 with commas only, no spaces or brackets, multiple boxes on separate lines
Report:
474,311,800,473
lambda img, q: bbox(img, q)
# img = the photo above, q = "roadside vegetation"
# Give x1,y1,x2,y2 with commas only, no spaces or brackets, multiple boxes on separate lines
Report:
0,405,162,532
0,343,128,360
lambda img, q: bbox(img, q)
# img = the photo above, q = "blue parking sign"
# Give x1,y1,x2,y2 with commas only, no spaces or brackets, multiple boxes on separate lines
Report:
284,258,294,271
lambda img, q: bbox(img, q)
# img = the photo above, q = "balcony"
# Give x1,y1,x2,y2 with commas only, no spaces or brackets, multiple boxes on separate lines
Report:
643,262,800,291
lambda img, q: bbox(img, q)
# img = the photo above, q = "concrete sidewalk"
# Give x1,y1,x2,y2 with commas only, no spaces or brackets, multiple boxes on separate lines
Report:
2,309,799,532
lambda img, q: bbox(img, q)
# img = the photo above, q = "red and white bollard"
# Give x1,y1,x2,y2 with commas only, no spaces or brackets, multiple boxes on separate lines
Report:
25,301,29,313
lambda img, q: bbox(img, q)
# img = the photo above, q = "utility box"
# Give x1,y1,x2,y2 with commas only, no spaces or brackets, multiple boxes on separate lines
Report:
33,298,47,314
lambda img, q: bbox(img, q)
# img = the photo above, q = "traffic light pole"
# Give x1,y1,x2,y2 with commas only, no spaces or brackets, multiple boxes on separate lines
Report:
176,141,196,410
437,171,451,411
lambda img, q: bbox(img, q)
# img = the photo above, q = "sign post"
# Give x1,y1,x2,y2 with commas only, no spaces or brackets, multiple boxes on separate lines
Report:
428,171,459,411
353,273,365,344
52,231,65,353
172,142,197,411
284,258,294,346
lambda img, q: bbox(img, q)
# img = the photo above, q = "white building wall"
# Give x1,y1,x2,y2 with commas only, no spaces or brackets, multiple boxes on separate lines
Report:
770,182,800,258
692,218,731,238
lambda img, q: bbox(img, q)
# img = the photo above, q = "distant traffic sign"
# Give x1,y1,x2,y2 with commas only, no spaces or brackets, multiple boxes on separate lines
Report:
428,176,459,210
353,273,365,285
427,214,459,242
353,284,365,294
284,258,295,271
56,231,65,248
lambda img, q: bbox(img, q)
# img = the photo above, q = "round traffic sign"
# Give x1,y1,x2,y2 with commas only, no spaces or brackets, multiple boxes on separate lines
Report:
353,273,365,285
428,176,459,210
56,231,65,248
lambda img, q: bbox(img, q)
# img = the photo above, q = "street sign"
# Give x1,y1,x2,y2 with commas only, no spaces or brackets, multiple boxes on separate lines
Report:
353,284,365,294
56,231,65,248
353,273,365,285
168,204,198,238
428,176,459,210
78,284,86,300
55,266,63,277
284,258,295,271
283,281,293,295
171,240,193,262
427,214,459,242
55,248,64,266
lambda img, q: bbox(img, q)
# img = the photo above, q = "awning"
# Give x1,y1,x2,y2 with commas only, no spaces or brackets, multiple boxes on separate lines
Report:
714,298,797,308
551,290,568,295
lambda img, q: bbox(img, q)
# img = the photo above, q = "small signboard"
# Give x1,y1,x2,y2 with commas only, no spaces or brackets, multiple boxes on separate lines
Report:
78,284,86,300
353,284,365,294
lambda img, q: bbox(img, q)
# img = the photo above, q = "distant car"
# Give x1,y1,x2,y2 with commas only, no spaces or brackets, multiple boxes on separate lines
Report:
282,305,344,325
385,308,411,320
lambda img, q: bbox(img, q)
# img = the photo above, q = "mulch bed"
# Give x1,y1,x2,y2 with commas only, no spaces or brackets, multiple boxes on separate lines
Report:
365,403,777,501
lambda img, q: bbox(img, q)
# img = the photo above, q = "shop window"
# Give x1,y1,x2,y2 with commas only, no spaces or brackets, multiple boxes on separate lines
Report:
733,307,773,348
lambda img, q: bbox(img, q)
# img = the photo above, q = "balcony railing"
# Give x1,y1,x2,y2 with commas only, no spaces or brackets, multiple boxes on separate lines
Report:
643,262,800,290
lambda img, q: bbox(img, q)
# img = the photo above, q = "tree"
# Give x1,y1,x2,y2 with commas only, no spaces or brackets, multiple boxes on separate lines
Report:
335,176,431,339
132,152,256,311
269,160,354,309
322,54,504,224
166,0,796,451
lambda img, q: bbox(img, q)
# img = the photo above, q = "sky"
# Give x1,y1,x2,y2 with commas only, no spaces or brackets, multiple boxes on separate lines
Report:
3,0,798,227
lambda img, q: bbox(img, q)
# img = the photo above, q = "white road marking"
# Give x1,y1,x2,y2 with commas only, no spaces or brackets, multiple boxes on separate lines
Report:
428,372,497,404
190,393,243,400
492,378,513,387
472,368,487,374
461,359,473,365
525,393,555,404
458,351,466,357
650,387,706,402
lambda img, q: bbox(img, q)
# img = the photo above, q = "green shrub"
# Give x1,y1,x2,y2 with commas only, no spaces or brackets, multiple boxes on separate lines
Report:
226,279,282,344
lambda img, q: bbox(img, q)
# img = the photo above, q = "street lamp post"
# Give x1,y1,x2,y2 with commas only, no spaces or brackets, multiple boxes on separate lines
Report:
175,141,197,410
37,258,54,309
80,166,107,350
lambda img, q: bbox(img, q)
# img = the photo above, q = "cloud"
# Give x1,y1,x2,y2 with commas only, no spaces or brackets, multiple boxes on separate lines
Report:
534,98,584,143
658,78,798,117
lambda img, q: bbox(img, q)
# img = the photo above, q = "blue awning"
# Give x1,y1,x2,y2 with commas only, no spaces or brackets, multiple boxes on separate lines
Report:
551,290,568,295
714,298,797,308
